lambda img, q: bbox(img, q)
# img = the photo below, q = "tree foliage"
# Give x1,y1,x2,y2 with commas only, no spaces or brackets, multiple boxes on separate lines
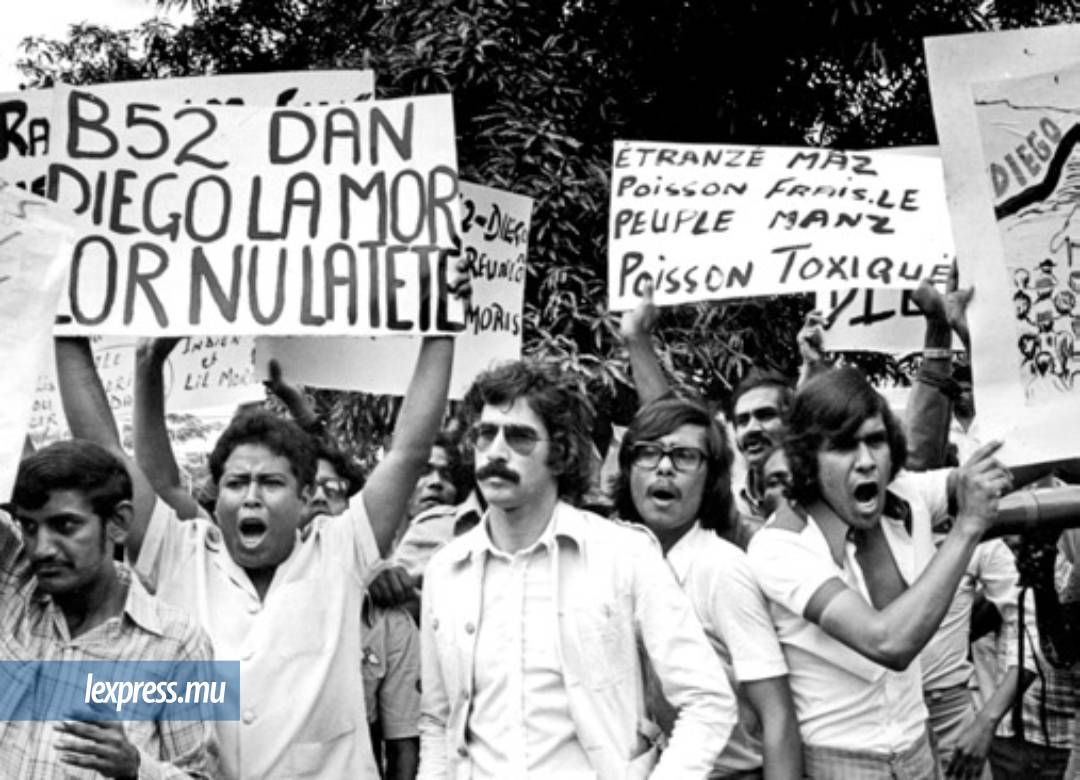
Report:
18,0,1080,458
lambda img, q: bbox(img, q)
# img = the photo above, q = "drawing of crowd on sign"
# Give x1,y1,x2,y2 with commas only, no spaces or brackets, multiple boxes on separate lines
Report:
974,65,1080,401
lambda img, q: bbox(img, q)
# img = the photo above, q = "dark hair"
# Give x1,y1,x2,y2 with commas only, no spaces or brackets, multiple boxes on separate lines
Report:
312,436,366,496
785,366,906,504
432,430,471,500
209,410,316,492
12,440,132,521
463,360,595,504
613,397,735,537
730,368,795,420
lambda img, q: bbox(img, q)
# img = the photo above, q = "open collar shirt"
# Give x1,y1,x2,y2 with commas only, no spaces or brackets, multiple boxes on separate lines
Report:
419,501,736,780
0,510,218,779
133,493,379,779
747,469,947,754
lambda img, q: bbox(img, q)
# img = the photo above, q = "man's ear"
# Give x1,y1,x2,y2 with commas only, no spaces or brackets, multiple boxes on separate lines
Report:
106,500,134,546
300,484,313,505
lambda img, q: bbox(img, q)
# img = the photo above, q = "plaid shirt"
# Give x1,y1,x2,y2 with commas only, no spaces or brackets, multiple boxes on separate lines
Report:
0,511,219,779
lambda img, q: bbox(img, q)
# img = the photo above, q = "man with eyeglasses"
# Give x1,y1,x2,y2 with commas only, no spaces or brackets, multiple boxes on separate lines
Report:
418,359,735,779
613,396,802,778
620,284,814,522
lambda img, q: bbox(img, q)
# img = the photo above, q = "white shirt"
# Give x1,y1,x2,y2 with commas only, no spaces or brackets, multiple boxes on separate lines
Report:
134,494,379,779
468,515,593,778
921,539,1021,690
666,523,788,774
747,469,948,753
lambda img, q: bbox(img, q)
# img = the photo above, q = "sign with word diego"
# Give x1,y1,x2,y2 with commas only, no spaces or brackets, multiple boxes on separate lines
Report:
815,288,927,353
48,86,462,336
0,185,72,500
927,24,1080,467
0,71,375,200
257,181,531,398
607,141,956,310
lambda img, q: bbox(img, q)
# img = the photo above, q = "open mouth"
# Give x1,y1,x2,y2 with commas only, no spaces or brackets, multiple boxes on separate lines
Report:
237,517,269,549
647,484,681,506
853,482,879,510
742,435,769,456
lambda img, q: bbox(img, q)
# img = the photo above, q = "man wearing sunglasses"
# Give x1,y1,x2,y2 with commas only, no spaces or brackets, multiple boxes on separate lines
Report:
419,359,735,779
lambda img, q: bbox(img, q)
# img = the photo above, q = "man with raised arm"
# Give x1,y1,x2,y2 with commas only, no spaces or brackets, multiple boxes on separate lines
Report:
57,295,463,778
419,359,736,779
747,365,1012,778
620,281,824,522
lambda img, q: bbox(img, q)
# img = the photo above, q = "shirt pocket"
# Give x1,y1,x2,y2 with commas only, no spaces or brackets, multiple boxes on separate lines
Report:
571,597,635,689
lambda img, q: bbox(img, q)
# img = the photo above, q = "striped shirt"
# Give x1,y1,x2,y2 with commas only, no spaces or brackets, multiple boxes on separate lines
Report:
0,511,219,779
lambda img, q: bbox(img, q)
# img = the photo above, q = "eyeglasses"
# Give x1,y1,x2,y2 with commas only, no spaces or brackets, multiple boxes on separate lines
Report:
313,477,349,499
631,442,706,472
467,422,546,455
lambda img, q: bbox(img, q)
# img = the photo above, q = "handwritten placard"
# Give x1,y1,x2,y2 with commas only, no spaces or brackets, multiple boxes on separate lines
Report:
1,72,375,199
0,184,72,500
814,288,929,353
927,24,1080,466
0,89,52,196
47,86,462,336
607,141,956,309
30,335,264,443
256,181,532,398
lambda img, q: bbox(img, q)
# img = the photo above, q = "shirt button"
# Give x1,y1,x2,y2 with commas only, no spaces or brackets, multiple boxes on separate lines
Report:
462,690,470,702
242,709,256,724
457,746,469,758
431,618,439,630
241,649,255,661
465,622,475,634
248,602,261,615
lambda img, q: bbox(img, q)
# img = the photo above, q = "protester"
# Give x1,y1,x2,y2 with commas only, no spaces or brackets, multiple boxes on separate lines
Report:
614,396,802,778
0,440,219,779
621,281,828,523
419,359,737,778
747,366,1013,778
362,600,421,780
55,304,463,779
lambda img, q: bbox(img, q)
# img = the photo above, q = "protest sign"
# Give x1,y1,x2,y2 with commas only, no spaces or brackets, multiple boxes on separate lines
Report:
815,288,928,353
926,24,1080,466
0,89,52,196
0,184,72,500
48,86,462,336
29,335,263,444
257,181,531,399
607,141,955,310
0,72,375,200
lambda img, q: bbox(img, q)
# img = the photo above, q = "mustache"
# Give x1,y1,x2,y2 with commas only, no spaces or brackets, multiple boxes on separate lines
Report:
475,463,521,484
31,559,69,572
741,431,771,448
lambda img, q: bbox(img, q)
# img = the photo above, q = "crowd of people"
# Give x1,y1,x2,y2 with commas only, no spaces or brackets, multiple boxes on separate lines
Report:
1,265,1078,779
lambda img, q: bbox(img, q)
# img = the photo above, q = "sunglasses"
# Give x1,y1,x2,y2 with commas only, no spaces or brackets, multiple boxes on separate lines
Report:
313,477,349,499
467,422,547,455
631,442,706,472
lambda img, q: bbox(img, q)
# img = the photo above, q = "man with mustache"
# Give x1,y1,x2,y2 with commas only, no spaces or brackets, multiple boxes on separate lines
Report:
418,359,736,778
0,440,219,779
747,367,1013,778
